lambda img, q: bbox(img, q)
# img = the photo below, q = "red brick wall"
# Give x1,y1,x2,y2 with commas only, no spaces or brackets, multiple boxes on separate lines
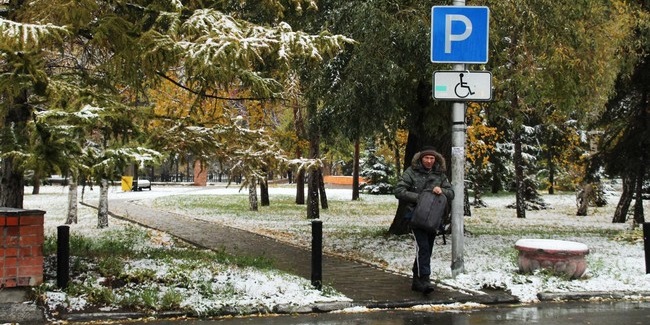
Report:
1,208,45,287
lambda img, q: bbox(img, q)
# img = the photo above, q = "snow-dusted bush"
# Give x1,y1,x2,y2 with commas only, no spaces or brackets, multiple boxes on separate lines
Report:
359,145,395,195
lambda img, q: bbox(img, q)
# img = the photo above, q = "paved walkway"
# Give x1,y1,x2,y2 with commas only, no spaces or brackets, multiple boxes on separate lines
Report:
102,196,517,307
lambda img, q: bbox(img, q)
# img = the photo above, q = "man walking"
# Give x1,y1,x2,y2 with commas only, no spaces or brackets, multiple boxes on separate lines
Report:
394,147,454,293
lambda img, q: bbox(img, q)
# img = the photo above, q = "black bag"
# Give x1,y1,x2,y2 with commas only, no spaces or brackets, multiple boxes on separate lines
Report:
410,191,447,233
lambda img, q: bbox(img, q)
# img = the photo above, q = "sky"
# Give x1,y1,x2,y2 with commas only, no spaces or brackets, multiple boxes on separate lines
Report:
22,183,650,315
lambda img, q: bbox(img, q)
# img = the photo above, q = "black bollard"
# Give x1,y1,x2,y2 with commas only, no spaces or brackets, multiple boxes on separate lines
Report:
643,222,650,274
311,220,322,290
57,225,70,289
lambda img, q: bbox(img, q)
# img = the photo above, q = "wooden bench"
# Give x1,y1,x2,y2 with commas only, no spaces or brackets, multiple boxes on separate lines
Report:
515,239,589,279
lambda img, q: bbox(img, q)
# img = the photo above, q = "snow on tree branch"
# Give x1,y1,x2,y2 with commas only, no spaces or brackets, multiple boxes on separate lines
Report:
0,18,68,46
175,9,353,68
286,157,324,173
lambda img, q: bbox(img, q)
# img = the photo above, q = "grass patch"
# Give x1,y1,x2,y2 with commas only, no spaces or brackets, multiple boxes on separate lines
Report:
153,194,398,219
38,224,296,315
44,226,149,257
329,227,390,239
467,224,626,238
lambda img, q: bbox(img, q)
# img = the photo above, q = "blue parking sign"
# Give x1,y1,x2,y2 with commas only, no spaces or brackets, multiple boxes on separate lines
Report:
431,6,490,64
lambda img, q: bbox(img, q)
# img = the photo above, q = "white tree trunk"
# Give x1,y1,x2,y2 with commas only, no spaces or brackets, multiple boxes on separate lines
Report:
98,178,109,228
65,180,78,224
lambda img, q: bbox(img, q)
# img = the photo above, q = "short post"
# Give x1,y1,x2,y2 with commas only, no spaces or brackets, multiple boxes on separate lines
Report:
311,220,322,290
643,222,650,274
57,225,70,289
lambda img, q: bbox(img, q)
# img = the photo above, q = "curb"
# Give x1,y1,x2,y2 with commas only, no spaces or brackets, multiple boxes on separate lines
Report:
538,291,650,301
0,302,46,324
7,291,648,323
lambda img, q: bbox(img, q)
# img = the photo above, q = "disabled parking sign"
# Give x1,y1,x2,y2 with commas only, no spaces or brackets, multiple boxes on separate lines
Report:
431,6,490,64
433,71,492,101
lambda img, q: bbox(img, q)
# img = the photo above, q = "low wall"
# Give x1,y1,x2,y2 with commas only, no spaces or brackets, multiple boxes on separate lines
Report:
323,176,367,185
1,208,45,287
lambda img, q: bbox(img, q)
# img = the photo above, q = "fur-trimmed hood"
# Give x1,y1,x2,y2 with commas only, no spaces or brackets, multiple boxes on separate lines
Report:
411,149,447,172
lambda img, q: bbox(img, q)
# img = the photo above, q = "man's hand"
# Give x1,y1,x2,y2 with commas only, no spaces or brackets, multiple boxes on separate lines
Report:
433,186,442,195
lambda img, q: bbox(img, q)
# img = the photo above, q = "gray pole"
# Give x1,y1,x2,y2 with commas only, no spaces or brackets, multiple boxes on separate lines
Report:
450,0,466,277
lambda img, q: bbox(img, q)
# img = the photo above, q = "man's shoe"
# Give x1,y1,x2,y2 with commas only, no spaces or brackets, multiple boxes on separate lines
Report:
420,276,435,294
412,276,435,294
411,277,421,291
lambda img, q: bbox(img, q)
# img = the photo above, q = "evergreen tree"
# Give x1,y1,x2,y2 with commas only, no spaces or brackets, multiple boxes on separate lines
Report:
359,141,395,195
0,0,351,210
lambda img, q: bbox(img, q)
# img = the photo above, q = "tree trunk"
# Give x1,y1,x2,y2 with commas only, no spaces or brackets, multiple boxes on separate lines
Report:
548,150,555,195
249,178,258,211
1,91,29,208
296,168,305,205
318,170,328,210
514,129,526,218
32,170,41,195
490,154,503,194
352,137,360,201
293,95,306,205
576,183,592,216
98,179,109,228
260,175,269,207
612,175,633,223
306,98,321,219
66,180,78,224
388,200,410,235
472,178,487,207
393,140,401,179
633,167,645,225
0,157,25,208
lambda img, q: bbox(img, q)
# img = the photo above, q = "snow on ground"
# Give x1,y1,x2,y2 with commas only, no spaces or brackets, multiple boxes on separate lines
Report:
23,183,650,312
24,185,350,315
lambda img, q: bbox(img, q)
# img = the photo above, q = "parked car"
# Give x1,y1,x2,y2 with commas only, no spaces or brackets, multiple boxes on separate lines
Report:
44,175,68,186
132,179,151,191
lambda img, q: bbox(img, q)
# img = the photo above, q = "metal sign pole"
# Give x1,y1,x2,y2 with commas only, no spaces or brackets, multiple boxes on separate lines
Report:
432,0,489,277
450,0,466,278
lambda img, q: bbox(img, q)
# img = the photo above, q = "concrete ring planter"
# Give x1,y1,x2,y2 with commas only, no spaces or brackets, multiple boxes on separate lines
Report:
515,239,589,279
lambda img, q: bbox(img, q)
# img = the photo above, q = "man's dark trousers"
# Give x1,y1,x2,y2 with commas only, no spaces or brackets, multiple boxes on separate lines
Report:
412,228,436,277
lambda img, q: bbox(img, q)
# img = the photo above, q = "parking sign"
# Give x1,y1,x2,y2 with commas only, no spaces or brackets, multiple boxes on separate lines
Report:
433,71,492,101
431,6,490,64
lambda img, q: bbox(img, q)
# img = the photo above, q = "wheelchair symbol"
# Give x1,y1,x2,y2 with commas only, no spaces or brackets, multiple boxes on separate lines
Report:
454,73,475,98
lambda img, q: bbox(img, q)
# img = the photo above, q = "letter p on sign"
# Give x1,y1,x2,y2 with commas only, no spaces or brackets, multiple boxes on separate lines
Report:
445,15,472,53
431,6,489,64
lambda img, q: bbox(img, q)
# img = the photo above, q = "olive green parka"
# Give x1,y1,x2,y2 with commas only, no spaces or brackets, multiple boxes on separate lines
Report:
394,150,455,209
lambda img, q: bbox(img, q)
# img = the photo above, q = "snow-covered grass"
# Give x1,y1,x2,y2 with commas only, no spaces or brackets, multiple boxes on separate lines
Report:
148,184,650,303
23,183,650,317
24,185,349,318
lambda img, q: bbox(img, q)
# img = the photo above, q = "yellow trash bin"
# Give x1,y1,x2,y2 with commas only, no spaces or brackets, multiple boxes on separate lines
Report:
121,176,133,192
